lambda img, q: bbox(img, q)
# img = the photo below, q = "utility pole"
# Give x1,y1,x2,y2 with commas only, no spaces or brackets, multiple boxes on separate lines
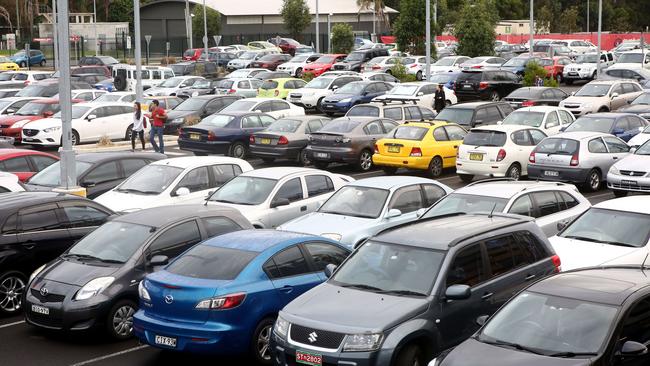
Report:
203,0,208,56
56,0,76,192
529,0,534,57
134,0,143,102
52,0,58,70
186,0,193,49
425,0,431,81
434,0,437,24
315,0,319,53
93,0,98,55
587,0,589,33
15,0,19,44
327,14,332,53
596,0,602,79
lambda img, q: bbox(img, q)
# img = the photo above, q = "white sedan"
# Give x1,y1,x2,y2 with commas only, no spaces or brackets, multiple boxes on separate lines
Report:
459,56,506,71
144,76,205,97
206,167,353,228
0,172,25,193
219,98,305,119
21,102,136,146
95,156,253,212
500,106,575,136
429,56,470,74
373,82,457,109
276,54,322,77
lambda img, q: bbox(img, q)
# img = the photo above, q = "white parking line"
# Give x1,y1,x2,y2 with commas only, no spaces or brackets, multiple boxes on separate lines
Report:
69,345,149,366
0,320,24,329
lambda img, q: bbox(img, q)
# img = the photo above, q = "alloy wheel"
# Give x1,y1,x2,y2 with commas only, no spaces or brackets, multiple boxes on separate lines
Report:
0,275,25,313
112,305,135,337
359,150,372,171
507,165,521,180
256,324,272,361
589,171,600,190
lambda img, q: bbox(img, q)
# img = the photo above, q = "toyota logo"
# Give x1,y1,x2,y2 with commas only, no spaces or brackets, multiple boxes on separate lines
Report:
164,295,174,304
40,287,49,297
308,331,318,343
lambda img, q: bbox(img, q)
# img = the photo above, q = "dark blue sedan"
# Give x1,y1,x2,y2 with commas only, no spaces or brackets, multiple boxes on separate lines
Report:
133,230,350,363
178,112,277,158
564,112,649,142
320,81,393,116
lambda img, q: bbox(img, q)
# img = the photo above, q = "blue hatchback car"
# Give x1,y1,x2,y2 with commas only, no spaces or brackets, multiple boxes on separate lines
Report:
10,49,46,67
133,229,350,363
320,81,393,116
563,112,649,142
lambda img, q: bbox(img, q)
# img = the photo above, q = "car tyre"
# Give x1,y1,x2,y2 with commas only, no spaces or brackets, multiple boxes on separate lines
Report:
583,169,601,192
597,107,609,112
506,163,521,181
39,60,46,67
394,344,424,366
490,91,500,101
71,130,80,146
314,161,329,170
297,149,310,166
261,157,275,164
613,189,628,198
251,317,275,365
106,299,137,340
428,156,443,178
416,71,423,81
357,149,373,172
382,166,398,175
229,142,247,159
193,152,208,156
0,271,26,315
459,174,474,183
316,97,325,113
19,62,26,68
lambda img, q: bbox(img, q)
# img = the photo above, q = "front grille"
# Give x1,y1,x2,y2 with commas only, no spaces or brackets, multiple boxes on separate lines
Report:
563,104,580,109
30,288,66,303
620,170,646,177
22,129,39,136
610,182,650,191
289,93,301,98
289,324,345,349
26,312,63,328
333,65,345,70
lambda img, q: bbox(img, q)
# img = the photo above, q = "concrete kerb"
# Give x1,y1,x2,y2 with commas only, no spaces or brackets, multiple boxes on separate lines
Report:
71,135,178,153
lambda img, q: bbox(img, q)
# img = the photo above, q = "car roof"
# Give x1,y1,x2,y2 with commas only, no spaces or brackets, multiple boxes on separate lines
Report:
348,176,440,190
151,156,246,169
240,166,325,179
374,213,531,250
75,151,164,163
0,191,85,210
593,196,650,215
74,101,131,107
0,148,56,158
528,267,650,306
114,204,242,228
551,131,610,140
473,124,535,132
579,112,629,119
447,101,502,108
200,229,328,252
516,105,565,112
455,180,576,199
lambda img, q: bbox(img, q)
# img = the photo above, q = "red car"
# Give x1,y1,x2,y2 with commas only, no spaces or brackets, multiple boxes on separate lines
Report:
0,98,71,143
248,54,293,71
541,56,572,82
182,48,205,61
302,54,347,77
268,37,301,56
0,148,59,182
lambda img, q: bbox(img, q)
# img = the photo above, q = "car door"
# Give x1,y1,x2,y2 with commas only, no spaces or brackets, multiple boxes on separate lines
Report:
266,177,307,228
603,136,631,171
15,204,71,272
483,105,503,125
79,106,106,142
241,115,264,140
529,191,564,236
609,83,627,110
170,166,211,204
263,245,321,304
144,220,203,276
303,174,336,213
58,201,111,242
271,100,291,118
79,160,122,198
432,126,459,168
605,295,650,366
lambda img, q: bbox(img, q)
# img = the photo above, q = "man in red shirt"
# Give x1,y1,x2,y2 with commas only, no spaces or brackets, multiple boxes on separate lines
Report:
148,100,167,154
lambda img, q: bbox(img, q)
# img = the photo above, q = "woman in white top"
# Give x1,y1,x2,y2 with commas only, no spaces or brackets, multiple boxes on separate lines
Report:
132,102,146,151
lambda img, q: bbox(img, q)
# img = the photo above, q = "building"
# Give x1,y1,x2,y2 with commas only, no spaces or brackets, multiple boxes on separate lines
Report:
495,20,539,36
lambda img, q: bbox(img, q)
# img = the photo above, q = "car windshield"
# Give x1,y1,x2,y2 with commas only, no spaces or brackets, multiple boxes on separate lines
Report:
315,56,336,63
479,291,618,356
15,102,50,116
201,114,235,127
28,161,93,186
95,94,124,102
347,105,380,117
434,58,456,66
289,55,309,63
67,221,153,263
331,240,444,296
464,130,507,146
239,52,258,60
0,73,14,81
13,51,25,57
159,77,184,88
0,56,11,63
53,106,91,119
228,70,250,78
503,58,528,67
618,53,644,63
0,100,11,110
16,85,50,97
576,54,598,63
221,100,258,112
261,80,279,89
319,186,389,218
435,108,474,126
422,193,508,218
559,207,650,247
115,165,183,195
345,53,365,62
575,84,611,97
632,93,650,105
502,111,545,127
429,74,454,84
209,176,277,205
318,119,360,133
335,82,364,94
390,126,428,140
192,79,212,89
388,84,419,96
304,77,334,89
166,245,258,280
174,97,208,111
266,119,302,132
565,116,615,133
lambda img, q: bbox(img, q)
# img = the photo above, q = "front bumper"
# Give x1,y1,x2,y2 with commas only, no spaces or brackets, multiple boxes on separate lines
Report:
372,154,430,170
21,129,61,146
562,71,594,81
24,287,112,331
288,95,319,110
320,101,352,115
527,164,591,184
178,139,231,155
455,159,509,177
250,144,303,160
607,172,650,193
306,145,357,164
0,126,22,142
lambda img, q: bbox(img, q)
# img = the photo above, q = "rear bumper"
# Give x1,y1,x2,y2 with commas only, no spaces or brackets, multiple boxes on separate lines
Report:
527,164,591,184
372,154,430,170
178,139,231,154
607,173,650,193
319,101,352,115
456,159,509,177
306,146,358,164
455,90,490,101
250,145,303,160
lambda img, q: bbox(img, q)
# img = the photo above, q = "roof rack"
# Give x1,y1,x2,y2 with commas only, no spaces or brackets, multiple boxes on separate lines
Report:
520,182,571,191
403,120,440,126
466,177,516,187
377,96,420,106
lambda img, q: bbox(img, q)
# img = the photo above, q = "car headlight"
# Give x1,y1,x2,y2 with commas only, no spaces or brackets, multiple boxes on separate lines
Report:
138,280,151,301
342,333,383,352
339,98,352,103
321,233,342,241
273,316,290,340
609,165,620,174
29,264,46,284
75,276,115,300
12,119,32,128
42,126,61,133
172,118,184,124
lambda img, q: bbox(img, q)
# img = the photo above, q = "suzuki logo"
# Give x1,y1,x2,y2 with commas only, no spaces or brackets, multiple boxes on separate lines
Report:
164,295,174,304
308,332,318,343
40,287,48,297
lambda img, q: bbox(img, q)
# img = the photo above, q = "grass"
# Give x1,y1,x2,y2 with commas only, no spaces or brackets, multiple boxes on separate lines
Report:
97,135,114,146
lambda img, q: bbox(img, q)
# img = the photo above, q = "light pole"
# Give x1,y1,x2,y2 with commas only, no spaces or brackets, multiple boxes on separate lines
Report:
596,0,602,79
93,0,98,55
327,13,332,53
315,0,319,53
529,0,534,57
425,0,431,82
203,0,208,57
52,0,58,70
15,0,19,42
587,0,589,33
134,0,143,102
56,0,75,191
186,0,193,49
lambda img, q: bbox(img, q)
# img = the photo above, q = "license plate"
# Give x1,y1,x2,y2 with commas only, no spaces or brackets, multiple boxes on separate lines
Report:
469,153,483,161
569,72,578,75
544,170,559,177
387,145,400,153
296,350,322,366
261,138,271,144
23,138,34,142
190,133,201,140
621,180,638,185
325,105,334,109
463,84,472,89
315,152,329,159
31,304,49,315
155,335,177,348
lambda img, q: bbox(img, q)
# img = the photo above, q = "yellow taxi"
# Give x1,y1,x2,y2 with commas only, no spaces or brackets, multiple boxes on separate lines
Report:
373,121,467,177
0,56,19,71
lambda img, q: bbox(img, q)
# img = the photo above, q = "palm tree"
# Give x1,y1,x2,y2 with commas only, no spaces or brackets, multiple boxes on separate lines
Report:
0,6,13,31
357,0,390,34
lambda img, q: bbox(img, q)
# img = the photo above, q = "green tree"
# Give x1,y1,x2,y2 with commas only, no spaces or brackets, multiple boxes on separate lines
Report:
609,8,632,33
331,23,354,54
557,6,579,33
535,5,553,34
280,0,312,40
392,0,437,55
192,4,221,43
523,62,558,87
454,0,496,57
108,0,133,28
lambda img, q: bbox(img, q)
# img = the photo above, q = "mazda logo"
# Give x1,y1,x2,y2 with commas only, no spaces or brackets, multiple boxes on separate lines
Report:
308,331,318,343
164,295,173,304
40,287,48,297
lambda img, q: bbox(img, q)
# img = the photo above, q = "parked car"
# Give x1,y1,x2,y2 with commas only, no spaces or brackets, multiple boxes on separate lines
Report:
15,79,92,98
500,55,542,77
429,56,471,74
373,121,467,177
616,91,650,119
0,56,19,71
227,50,279,70
182,48,204,61
251,71,293,80
614,49,650,70
0,98,68,143
134,229,349,362
215,78,262,98
174,79,220,99
429,72,462,90
456,125,548,181
94,91,136,103
559,79,644,116
164,94,242,134
169,61,219,78
563,52,615,85
248,41,282,53
495,44,528,59
206,167,352,228
199,51,237,68
432,266,650,366
361,56,402,74
459,56,506,71
563,112,649,142
0,97,40,117
71,65,111,78
550,197,650,270
220,98,306,119
25,152,166,198
276,53,322,77
0,70,51,88
553,39,597,54
454,70,522,102
320,81,394,116
0,192,114,315
539,56,572,83
78,55,119,70
144,76,205,97
268,37,302,55
374,81,457,109
142,95,183,112
178,112,276,158
346,102,436,123
435,101,514,128
288,74,363,112
602,66,650,83
226,68,270,79
272,213,560,366
60,88,107,102
533,44,575,58
628,125,650,148
302,54,347,77
332,48,390,72
248,54,293,71
0,172,25,193
527,131,631,192
404,55,431,80
10,49,46,67
607,139,650,196
0,148,58,182
25,204,252,338
69,73,110,86
249,116,330,164
503,86,569,109
421,180,590,237
257,78,307,99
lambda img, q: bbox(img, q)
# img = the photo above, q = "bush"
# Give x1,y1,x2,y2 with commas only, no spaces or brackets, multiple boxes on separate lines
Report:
184,115,201,127
302,72,316,82
98,135,114,146
389,60,417,83
331,24,354,54
522,62,558,87
160,57,177,66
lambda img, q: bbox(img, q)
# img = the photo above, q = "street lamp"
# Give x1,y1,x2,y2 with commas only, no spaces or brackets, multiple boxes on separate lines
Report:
203,0,208,57
315,0,319,53
327,13,332,53
425,0,431,81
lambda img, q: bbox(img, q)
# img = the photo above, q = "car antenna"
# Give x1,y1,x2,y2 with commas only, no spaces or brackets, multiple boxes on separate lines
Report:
487,203,497,218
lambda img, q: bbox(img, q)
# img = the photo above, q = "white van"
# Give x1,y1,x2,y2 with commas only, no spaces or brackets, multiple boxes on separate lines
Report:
111,64,175,92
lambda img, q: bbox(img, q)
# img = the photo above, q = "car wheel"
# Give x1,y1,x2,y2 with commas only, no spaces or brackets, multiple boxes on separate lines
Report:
261,157,275,164
357,149,373,171
592,71,597,80
316,97,325,113
0,271,26,315
314,161,329,170
71,130,80,146
297,148,310,166
295,68,303,78
583,169,601,192
106,299,137,340
490,91,500,101
394,344,423,366
428,156,443,178
124,124,133,141
229,142,247,159
382,166,398,175
459,173,474,183
613,189,628,198
19,62,26,68
416,70,422,81
39,60,45,67
445,100,452,107
251,317,275,365
506,163,521,181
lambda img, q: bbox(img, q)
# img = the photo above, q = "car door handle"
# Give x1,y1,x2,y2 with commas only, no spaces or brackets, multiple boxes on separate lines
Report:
22,242,36,250
300,206,307,212
279,285,293,293
613,156,618,160
481,292,493,300
525,274,536,281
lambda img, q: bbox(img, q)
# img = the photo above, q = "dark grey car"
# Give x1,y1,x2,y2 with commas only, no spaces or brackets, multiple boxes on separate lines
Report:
305,117,398,171
249,116,331,165
271,213,560,366
164,95,242,134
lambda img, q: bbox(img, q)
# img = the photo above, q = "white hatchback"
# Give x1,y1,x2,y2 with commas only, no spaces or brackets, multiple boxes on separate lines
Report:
500,106,575,136
220,98,305,119
0,172,25,193
373,82,457,109
429,56,470,74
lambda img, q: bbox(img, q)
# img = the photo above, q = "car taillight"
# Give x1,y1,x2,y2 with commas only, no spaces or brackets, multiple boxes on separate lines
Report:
374,144,379,153
410,64,418,68
472,65,483,69
208,131,217,141
228,89,235,94
529,151,536,163
372,65,381,70
410,147,423,157
551,254,561,272
479,82,489,89
496,149,506,162
274,90,279,97
24,81,30,86
249,135,255,144
278,136,289,145
570,153,579,166
195,292,246,310
179,128,184,135
522,100,535,107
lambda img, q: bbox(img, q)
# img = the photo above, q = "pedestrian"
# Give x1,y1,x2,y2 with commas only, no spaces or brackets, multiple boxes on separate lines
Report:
434,84,446,114
148,99,166,154
131,102,146,151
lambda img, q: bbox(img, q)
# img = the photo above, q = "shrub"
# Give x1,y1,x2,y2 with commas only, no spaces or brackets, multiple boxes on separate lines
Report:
389,60,417,83
98,135,114,146
184,115,201,126
331,23,354,54
523,62,547,86
301,72,316,82
160,56,177,66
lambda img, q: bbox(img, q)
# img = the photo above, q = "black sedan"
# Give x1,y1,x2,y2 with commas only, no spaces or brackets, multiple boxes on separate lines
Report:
503,87,569,109
454,70,522,102
249,116,331,165
176,79,223,99
617,92,650,120
25,204,252,339
164,95,242,134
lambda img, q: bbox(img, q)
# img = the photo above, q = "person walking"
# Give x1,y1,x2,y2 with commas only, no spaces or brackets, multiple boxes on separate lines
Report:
434,84,446,114
131,102,146,151
149,100,167,154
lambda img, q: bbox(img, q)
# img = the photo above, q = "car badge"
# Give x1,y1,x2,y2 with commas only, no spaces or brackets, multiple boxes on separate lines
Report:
40,287,48,297
308,332,318,343
164,295,174,304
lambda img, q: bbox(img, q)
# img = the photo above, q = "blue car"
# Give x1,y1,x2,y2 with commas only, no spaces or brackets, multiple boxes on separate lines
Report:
499,55,541,78
93,79,115,92
320,81,393,116
429,71,461,90
563,112,649,142
133,229,350,363
10,49,46,67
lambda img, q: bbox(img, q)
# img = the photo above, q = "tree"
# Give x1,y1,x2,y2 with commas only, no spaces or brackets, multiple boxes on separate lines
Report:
557,6,579,34
280,0,312,40
392,0,436,55
331,23,354,54
454,0,496,58
609,8,632,33
535,5,553,34
357,0,389,33
108,0,133,26
192,4,221,43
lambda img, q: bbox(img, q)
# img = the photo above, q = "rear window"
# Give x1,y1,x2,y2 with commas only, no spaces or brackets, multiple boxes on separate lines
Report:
457,72,483,82
391,126,428,140
261,80,279,89
318,120,360,133
347,105,380,117
463,130,507,146
217,80,234,89
166,245,258,280
535,138,579,155
506,88,539,98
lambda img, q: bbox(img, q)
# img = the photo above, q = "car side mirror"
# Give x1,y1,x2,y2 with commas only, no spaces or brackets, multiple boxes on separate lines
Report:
416,208,427,218
270,197,290,208
611,92,619,99
81,181,96,188
496,120,503,125
556,221,568,232
630,147,637,153
255,109,263,113
331,85,339,90
385,208,402,219
6,108,15,114
619,341,648,357
570,91,575,96
205,190,214,198
445,284,471,301
612,128,625,135
476,315,489,326
417,91,424,96
324,263,337,278
43,111,53,117
149,255,169,267
175,187,190,196
559,126,567,132
87,114,97,121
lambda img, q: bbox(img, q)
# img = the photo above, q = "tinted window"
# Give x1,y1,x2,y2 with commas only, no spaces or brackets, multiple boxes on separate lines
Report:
388,185,424,214
364,121,383,135
384,107,403,120
62,205,109,228
304,242,349,271
305,175,334,197
422,184,446,206
148,220,202,260
532,191,560,218
511,130,532,146
83,161,119,184
166,245,257,280
273,177,303,203
559,191,579,209
444,125,467,141
121,159,147,177
201,216,242,237
529,129,546,145
19,206,62,232
265,246,310,278
210,164,239,186
509,194,534,217
485,235,520,277
603,136,629,153
535,138,579,155
404,106,422,120
176,166,210,193
515,231,547,262
446,244,485,287
433,127,448,141
464,130,507,146
1,156,31,171
242,116,262,128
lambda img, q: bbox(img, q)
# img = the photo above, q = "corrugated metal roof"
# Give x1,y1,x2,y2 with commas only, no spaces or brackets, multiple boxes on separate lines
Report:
194,0,398,16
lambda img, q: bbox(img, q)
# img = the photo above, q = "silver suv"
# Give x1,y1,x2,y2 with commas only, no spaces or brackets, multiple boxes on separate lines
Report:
345,102,436,122
559,79,643,116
